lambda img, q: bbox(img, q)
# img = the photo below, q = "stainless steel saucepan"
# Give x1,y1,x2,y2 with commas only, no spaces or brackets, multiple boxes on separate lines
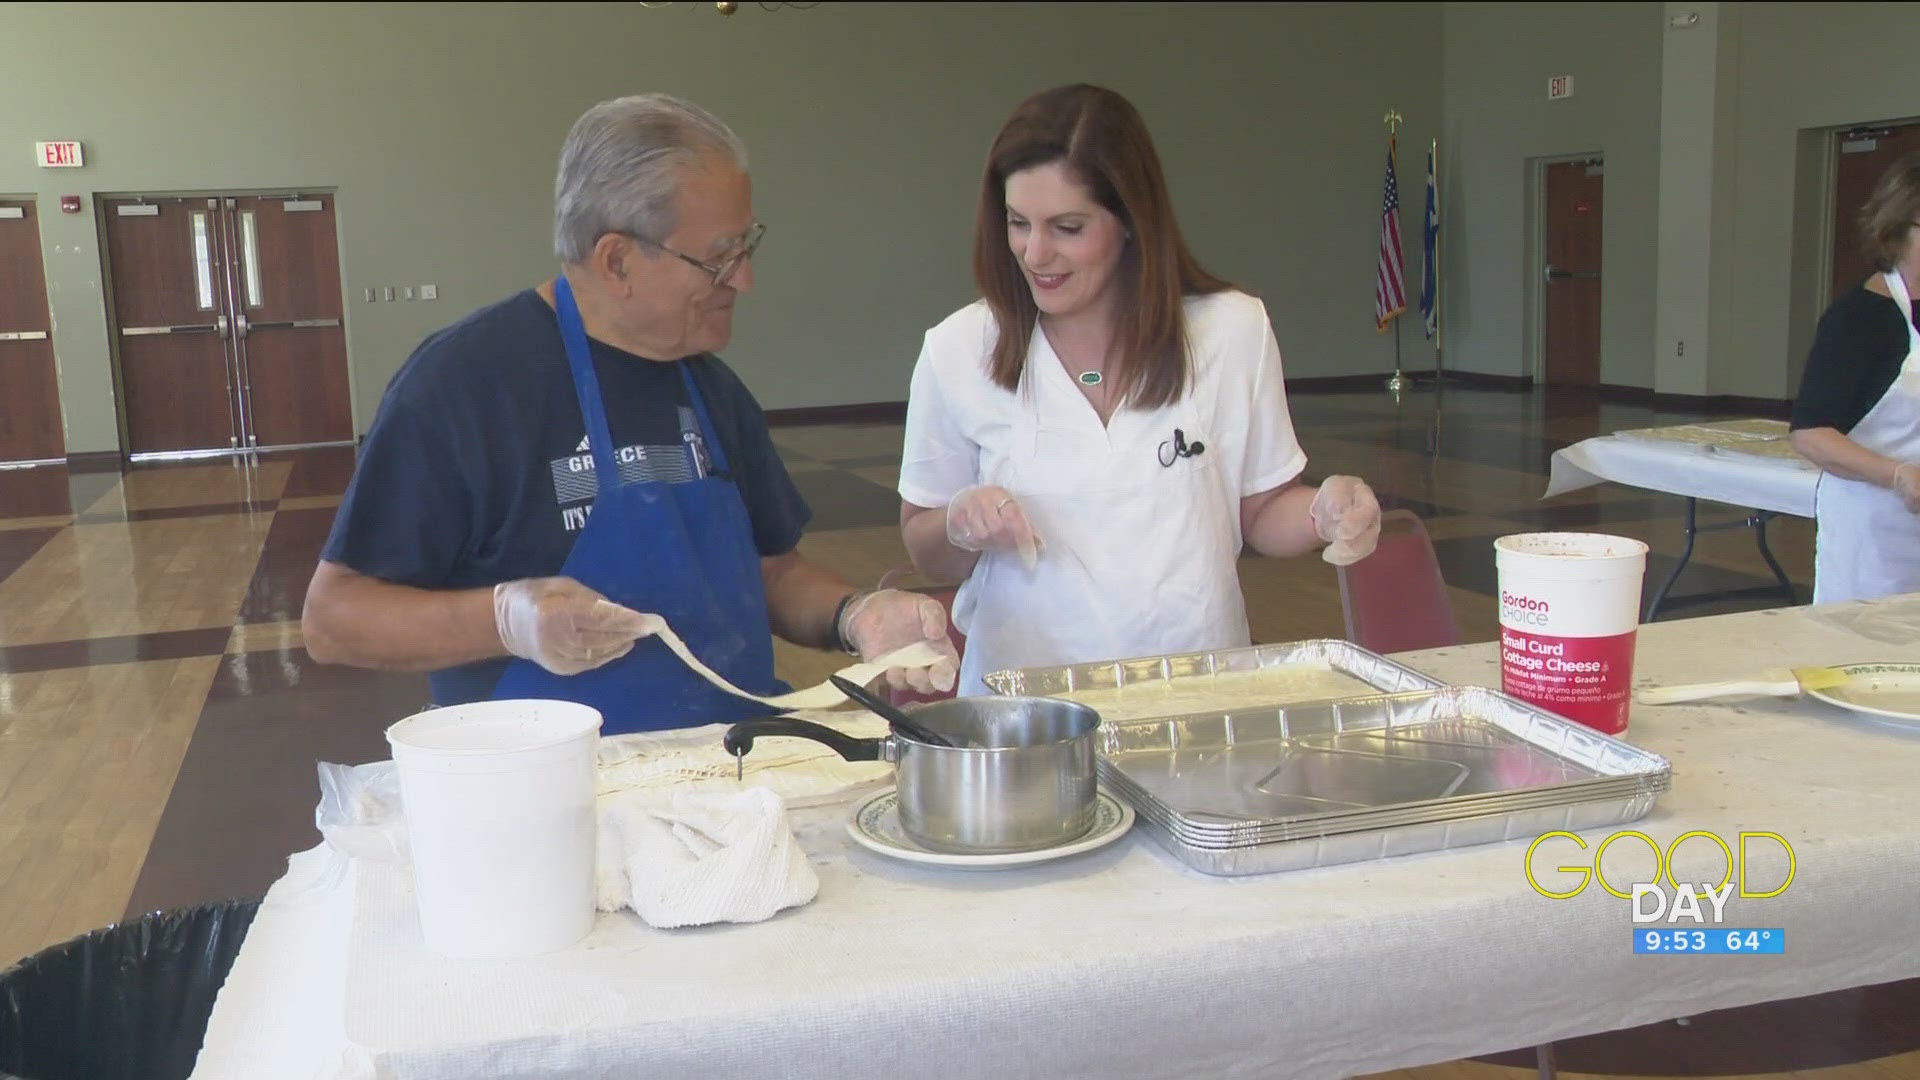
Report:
723,696,1099,855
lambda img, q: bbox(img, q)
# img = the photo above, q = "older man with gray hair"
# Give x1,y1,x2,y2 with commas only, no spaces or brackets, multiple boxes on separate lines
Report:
303,94,957,733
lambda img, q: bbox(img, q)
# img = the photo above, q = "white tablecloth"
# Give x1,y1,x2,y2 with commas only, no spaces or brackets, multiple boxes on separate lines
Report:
1546,434,1819,517
194,599,1920,1080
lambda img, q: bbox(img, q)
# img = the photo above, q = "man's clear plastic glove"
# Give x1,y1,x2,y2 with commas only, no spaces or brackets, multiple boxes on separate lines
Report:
946,484,1041,571
840,589,960,694
1309,476,1382,567
494,576,655,676
1895,463,1920,513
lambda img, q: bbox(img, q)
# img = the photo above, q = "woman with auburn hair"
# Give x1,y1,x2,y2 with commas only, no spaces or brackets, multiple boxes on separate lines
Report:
898,84,1382,694
1791,150,1920,602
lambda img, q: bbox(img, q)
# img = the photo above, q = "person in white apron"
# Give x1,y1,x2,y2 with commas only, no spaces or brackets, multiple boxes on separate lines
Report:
897,85,1382,694
1792,152,1920,604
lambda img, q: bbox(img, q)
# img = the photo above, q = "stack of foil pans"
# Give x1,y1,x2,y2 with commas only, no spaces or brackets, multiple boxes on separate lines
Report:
988,644,1671,877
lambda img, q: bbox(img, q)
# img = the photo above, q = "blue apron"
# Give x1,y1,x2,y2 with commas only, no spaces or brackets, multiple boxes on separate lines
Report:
491,276,788,733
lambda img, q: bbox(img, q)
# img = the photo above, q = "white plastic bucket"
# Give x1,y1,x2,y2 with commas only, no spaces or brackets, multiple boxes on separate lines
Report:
1494,532,1648,735
386,699,601,958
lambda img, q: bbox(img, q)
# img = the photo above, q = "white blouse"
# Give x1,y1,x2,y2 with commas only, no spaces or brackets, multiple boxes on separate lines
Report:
898,289,1309,691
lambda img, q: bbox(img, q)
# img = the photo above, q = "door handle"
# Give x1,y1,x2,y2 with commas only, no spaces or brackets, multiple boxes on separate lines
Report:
0,330,50,341
1544,265,1601,282
246,317,342,330
122,323,222,337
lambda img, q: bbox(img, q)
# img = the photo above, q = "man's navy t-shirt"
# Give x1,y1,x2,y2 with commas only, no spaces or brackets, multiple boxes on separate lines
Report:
321,289,811,703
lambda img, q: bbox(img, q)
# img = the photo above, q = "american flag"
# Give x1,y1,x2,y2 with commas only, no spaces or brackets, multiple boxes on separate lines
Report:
1375,136,1407,331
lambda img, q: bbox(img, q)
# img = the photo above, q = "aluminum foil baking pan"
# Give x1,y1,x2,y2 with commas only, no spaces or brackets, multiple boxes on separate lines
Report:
983,640,1446,722
1130,788,1662,876
1096,686,1670,872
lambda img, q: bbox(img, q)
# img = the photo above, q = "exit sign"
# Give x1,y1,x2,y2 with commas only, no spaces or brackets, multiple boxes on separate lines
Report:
36,141,84,168
1548,76,1575,101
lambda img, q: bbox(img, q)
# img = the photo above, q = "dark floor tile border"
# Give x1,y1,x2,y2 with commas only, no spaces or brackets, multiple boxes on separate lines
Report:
0,465,114,518
766,401,907,427
65,451,123,474
0,626,232,675
1502,496,1676,529
1475,976,1920,1073
1297,473,1452,520
0,527,63,588
64,471,125,515
270,446,361,499
789,468,905,532
204,648,429,700
758,380,1790,424
1288,370,1534,395
74,500,279,526
1428,531,1805,604
235,506,338,626
1597,383,1792,419
125,669,431,916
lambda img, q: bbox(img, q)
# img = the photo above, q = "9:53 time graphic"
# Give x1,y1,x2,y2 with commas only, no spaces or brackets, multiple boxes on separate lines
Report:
1635,928,1784,954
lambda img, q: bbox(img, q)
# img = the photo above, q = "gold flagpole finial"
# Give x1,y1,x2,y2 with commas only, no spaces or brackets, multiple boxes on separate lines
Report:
1383,109,1403,135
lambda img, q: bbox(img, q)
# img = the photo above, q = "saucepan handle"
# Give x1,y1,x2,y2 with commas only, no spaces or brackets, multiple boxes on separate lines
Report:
722,717,884,762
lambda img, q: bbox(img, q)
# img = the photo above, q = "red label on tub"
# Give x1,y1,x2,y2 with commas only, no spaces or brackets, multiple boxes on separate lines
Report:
1499,628,1637,735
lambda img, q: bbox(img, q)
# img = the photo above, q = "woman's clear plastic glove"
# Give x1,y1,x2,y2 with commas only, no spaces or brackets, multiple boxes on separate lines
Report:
493,576,655,675
1309,476,1382,567
839,589,960,694
945,484,1041,571
1895,463,1920,513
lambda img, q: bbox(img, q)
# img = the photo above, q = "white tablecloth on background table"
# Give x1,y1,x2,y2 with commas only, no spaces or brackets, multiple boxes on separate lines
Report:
193,599,1920,1080
1546,434,1819,516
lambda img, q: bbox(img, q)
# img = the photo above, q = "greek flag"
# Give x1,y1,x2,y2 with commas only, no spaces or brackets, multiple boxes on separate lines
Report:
1420,141,1439,342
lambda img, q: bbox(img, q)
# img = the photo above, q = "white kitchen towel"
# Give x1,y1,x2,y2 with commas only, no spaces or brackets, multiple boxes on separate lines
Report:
594,712,892,808
596,786,818,928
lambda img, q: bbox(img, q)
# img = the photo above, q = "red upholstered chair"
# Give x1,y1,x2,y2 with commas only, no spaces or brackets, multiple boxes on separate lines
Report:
1336,509,1463,654
876,566,967,708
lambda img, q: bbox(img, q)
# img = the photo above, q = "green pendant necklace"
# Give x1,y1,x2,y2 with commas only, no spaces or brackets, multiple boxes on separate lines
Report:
1078,370,1102,386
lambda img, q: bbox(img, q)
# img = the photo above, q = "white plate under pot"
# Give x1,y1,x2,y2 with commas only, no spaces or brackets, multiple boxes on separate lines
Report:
846,788,1134,869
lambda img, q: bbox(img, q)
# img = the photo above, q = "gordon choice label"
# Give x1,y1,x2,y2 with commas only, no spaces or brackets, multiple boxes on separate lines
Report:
1494,533,1648,736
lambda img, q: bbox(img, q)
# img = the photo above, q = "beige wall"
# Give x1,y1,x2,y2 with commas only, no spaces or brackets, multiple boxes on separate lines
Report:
1441,1,1920,401
1653,0,1723,397
13,0,1904,458
1,1,1440,454
1713,2,1920,399
1438,2,1665,386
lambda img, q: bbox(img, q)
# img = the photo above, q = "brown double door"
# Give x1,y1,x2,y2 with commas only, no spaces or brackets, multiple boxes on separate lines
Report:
1543,158,1604,387
103,194,351,457
0,199,64,465
1831,121,1920,301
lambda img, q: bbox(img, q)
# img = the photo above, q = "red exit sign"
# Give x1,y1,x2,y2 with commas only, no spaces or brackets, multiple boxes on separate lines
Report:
1547,76,1575,101
36,141,84,168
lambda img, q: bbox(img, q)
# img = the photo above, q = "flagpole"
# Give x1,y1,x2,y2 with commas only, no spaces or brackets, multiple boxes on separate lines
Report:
1392,318,1403,388
1384,109,1407,397
1432,136,1444,386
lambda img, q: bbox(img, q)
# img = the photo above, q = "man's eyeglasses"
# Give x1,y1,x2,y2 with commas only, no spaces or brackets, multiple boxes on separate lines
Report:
626,222,765,287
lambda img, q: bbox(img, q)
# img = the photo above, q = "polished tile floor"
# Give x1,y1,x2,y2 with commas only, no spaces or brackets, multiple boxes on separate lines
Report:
1,384,1913,1079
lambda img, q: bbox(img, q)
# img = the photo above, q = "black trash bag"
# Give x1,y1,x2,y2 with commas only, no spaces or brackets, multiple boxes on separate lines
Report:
0,899,260,1080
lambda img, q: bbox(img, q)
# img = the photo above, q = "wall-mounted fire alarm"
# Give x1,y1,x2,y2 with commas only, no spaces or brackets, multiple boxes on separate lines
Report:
59,195,82,214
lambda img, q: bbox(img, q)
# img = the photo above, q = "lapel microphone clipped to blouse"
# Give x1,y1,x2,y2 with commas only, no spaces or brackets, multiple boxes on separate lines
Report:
1158,428,1206,468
